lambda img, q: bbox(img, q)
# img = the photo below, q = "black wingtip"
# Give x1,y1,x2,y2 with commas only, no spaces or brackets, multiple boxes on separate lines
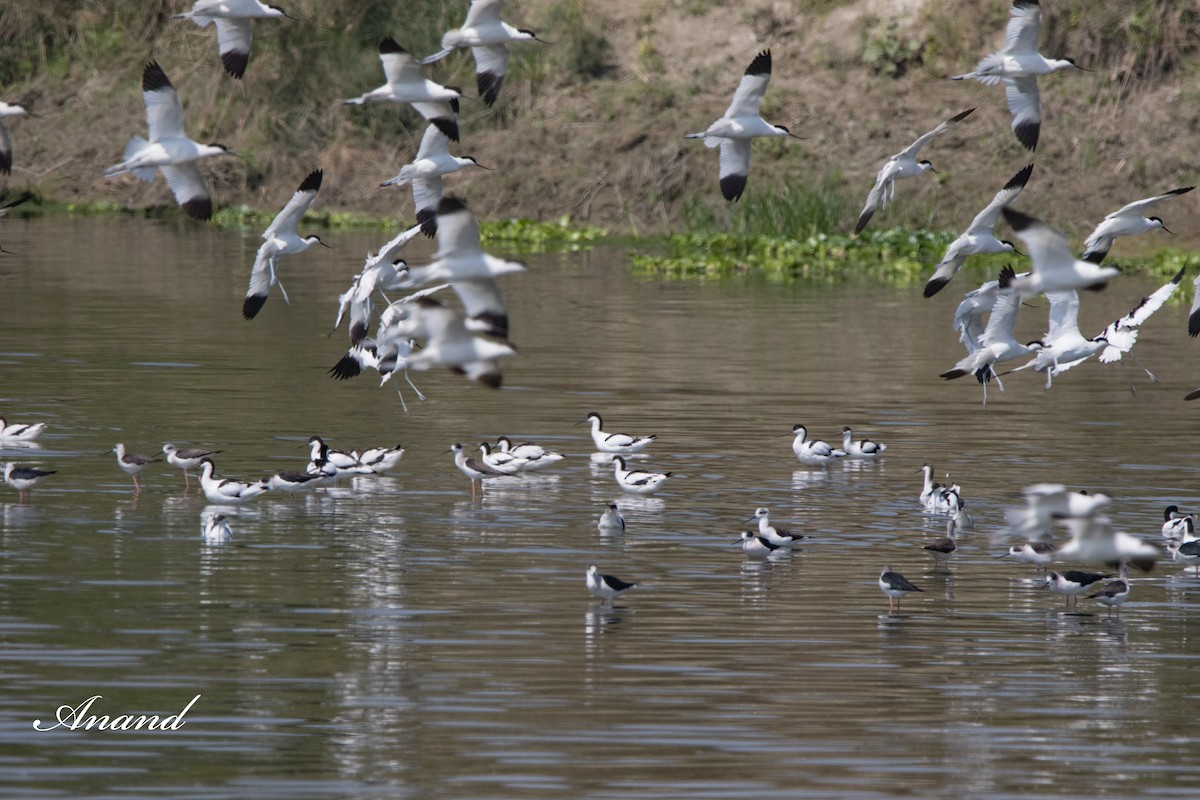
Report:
349,322,368,346
298,169,323,193
1170,266,1186,284
998,264,1017,288
0,153,10,175
1014,120,1039,151
854,209,873,235
380,37,405,55
475,371,503,389
940,369,968,380
1081,249,1107,264
745,49,771,77
469,311,509,340
1,192,33,211
1002,206,1036,232
181,197,213,221
431,116,459,143
1185,387,1200,401
416,207,437,238
720,174,747,202
142,61,173,93
1189,309,1200,338
437,196,467,216
477,72,502,107
923,277,949,298
220,50,249,79
242,293,268,320
328,353,362,380
1006,163,1035,191
950,107,976,123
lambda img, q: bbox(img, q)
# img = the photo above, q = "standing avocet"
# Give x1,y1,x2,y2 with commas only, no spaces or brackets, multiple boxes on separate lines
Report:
243,168,330,320
105,61,234,221
611,456,672,495
924,163,1032,297
951,0,1087,151
174,0,290,79
582,413,655,454
854,108,974,234
685,50,802,202
197,459,270,505
344,38,463,142
421,0,547,106
840,426,887,459
0,102,30,175
1083,187,1194,264
381,125,489,237
0,417,46,442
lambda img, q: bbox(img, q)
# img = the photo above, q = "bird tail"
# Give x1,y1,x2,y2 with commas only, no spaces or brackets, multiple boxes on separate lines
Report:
421,48,454,65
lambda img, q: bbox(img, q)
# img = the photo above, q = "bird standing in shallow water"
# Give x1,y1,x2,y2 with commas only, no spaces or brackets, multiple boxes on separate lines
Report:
879,566,923,612
163,444,222,490
611,456,672,495
110,443,161,492
586,564,637,603
2,462,54,501
448,442,506,496
685,50,802,202
582,412,656,454
598,503,625,531
1088,577,1130,618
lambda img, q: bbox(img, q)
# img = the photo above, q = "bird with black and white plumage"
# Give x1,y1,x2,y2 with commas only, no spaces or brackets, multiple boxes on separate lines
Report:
448,442,507,496
1043,569,1111,609
243,169,330,320
791,424,847,467
879,566,923,612
268,469,323,497
331,224,424,344
421,0,548,106
854,108,974,234
380,125,490,237
202,512,233,544
1167,539,1200,575
0,102,30,175
940,265,1043,405
394,197,526,288
924,518,958,565
840,426,887,459
611,455,672,495
582,412,656,455
110,443,162,492
1091,267,1184,391
174,0,290,80
586,564,637,603
162,444,223,490
478,441,529,475
496,436,563,472
1005,290,1107,390
1004,208,1119,297
747,507,807,548
685,49,802,202
998,541,1056,572
737,530,783,558
1161,505,1195,541
306,436,373,478
344,37,463,142
1088,576,1130,618
1006,484,1111,539
2,462,55,501
197,459,270,505
0,192,33,254
105,61,234,221
923,163,1032,298
0,416,46,442
1082,187,1193,264
951,0,1088,151
598,503,626,532
356,443,405,474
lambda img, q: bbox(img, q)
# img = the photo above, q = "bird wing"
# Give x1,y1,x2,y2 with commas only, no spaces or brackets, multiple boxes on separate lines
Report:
160,163,212,220
854,165,892,234
980,287,1021,347
1003,76,1041,151
472,44,510,106
1107,186,1195,218
433,197,482,258
718,138,751,202
451,277,508,339
1007,210,1076,284
1081,219,1116,263
0,122,11,175
1043,290,1080,341
1003,0,1043,54
142,62,186,142
1125,267,1184,328
968,163,1033,233
1190,271,1200,337
264,169,322,239
243,242,278,318
954,283,997,354
724,50,771,118
214,17,253,78
412,174,445,220
463,0,506,28
380,40,423,85
898,108,974,159
414,124,450,161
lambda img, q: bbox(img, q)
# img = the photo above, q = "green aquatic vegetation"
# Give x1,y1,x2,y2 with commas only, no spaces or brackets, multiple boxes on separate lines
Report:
481,216,609,251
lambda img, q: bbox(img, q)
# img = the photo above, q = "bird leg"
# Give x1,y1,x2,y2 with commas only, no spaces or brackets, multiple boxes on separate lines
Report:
404,369,427,401
1128,350,1158,384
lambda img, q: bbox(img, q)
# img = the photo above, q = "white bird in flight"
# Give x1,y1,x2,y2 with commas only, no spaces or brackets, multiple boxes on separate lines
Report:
854,108,974,234
243,168,330,320
344,38,463,142
1003,207,1119,297
1009,289,1106,389
685,49,802,202
923,163,1032,297
1082,186,1194,264
951,0,1087,151
105,61,234,221
380,125,490,237
421,0,547,107
174,0,290,79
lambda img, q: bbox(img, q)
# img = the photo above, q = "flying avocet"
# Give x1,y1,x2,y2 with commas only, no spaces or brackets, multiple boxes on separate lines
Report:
344,37,462,142
174,0,290,79
1004,208,1119,297
381,125,489,237
243,168,330,320
1083,186,1194,264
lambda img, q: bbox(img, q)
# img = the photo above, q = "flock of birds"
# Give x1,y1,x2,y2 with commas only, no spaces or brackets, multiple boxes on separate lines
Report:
3,0,1200,615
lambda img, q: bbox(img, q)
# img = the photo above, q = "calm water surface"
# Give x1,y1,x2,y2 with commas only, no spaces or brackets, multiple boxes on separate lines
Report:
2,216,1200,798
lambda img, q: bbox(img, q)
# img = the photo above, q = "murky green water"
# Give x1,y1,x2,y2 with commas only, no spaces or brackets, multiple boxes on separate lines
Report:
2,216,1200,798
